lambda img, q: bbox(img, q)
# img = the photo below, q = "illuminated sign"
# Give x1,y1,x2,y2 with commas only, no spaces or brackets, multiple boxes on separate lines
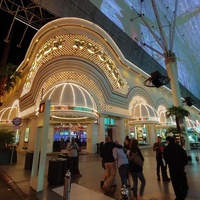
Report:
24,39,63,89
12,117,22,126
39,102,45,113
22,34,129,96
73,38,124,87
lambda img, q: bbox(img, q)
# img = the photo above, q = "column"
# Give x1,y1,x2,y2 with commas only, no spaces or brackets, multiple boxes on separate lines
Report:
98,114,105,143
86,123,98,153
124,118,130,138
30,99,51,192
18,118,27,150
47,125,54,153
115,117,125,145
148,124,156,147
165,52,190,150
165,52,182,106
28,116,38,151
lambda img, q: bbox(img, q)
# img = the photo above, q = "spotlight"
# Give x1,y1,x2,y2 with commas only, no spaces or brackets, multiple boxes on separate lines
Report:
143,71,170,88
152,78,163,88
183,97,195,107
187,101,193,107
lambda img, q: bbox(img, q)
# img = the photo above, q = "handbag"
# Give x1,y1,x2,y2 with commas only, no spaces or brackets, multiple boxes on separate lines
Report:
129,152,144,167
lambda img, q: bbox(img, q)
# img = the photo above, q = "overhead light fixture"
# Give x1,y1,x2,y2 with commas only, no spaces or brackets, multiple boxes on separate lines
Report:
183,97,195,107
143,71,170,88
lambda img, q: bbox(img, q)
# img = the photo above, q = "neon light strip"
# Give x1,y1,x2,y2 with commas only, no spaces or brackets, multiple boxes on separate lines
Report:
0,107,17,121
69,83,75,106
60,83,66,105
76,84,87,107
132,103,159,119
48,85,57,100
51,115,89,120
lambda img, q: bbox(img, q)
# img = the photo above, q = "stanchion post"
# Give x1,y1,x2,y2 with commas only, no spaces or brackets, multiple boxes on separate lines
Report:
63,170,71,200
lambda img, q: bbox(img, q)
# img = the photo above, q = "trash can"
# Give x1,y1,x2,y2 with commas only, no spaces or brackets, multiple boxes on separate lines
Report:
96,143,100,154
58,153,68,159
58,154,69,170
100,142,104,154
24,151,34,170
48,158,68,185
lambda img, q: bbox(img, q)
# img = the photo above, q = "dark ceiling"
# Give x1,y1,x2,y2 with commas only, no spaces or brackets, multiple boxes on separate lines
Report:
0,0,58,67
0,10,36,66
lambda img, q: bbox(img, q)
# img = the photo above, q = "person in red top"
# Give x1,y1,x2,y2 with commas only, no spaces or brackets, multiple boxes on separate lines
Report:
153,136,170,182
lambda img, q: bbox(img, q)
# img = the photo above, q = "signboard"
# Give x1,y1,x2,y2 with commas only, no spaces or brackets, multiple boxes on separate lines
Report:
12,117,22,126
39,102,45,113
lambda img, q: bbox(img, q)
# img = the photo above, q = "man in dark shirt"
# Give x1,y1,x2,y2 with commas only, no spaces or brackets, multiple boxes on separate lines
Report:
164,136,189,200
153,136,170,182
100,136,116,192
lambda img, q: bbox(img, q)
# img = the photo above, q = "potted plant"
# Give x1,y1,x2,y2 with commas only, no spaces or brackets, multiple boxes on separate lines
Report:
0,129,17,164
166,105,190,147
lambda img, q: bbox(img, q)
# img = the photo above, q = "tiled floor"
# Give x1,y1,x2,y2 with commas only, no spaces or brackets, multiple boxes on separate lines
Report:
52,183,115,200
0,147,200,200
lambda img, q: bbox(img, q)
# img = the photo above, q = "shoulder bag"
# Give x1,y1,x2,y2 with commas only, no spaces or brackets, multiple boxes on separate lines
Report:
129,152,144,167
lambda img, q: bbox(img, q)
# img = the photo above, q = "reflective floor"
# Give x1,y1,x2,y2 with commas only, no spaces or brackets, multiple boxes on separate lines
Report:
0,148,200,200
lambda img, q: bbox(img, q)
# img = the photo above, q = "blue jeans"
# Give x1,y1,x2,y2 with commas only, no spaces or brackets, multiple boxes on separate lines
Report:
118,164,129,187
130,171,146,198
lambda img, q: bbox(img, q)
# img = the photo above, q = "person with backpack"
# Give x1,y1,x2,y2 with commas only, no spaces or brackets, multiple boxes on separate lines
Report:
127,139,146,200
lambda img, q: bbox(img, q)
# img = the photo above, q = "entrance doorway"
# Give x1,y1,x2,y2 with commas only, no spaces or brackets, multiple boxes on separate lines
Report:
53,125,87,152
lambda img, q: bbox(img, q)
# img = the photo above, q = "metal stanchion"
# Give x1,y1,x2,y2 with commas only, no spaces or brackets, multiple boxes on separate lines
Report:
63,170,71,200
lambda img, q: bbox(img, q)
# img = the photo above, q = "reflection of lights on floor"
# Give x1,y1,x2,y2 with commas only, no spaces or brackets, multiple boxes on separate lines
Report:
187,153,200,165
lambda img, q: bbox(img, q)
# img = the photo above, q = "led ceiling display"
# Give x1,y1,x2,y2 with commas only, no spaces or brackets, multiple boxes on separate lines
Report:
90,0,200,100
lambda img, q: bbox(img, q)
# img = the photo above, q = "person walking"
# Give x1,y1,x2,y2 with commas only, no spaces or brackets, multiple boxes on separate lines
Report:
127,139,146,200
66,137,82,177
153,136,170,182
123,136,131,187
164,136,189,200
112,141,129,188
100,136,116,193
123,136,131,154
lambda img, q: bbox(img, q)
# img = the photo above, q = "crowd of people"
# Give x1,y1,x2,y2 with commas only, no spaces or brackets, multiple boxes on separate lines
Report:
65,134,188,200
99,135,188,200
100,136,145,200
